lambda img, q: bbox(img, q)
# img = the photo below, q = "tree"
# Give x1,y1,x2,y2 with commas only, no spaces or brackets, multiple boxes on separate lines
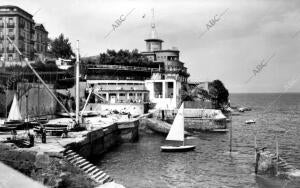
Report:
208,80,229,108
97,49,150,65
181,80,229,109
49,34,74,59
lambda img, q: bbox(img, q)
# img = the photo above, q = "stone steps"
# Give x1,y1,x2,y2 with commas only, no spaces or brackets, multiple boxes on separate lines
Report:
63,149,113,185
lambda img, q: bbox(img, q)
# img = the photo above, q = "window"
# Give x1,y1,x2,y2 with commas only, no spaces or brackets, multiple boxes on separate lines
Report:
166,82,174,98
8,54,13,61
154,82,163,98
8,43,13,50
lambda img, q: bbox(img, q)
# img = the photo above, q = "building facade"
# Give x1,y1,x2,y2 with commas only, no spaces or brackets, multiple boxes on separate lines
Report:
34,23,48,61
0,6,48,62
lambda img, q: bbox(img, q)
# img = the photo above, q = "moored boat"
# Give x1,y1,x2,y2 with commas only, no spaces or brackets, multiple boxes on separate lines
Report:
245,119,256,124
161,145,196,152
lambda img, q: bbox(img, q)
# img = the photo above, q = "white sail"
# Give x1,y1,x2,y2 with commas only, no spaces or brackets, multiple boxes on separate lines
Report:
7,94,22,121
166,103,184,142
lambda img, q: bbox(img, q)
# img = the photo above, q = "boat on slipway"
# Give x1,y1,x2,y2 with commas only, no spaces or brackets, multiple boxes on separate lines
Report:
160,103,195,152
0,94,25,131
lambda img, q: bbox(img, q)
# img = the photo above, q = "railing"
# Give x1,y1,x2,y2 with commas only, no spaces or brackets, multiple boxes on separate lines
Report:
7,48,15,53
8,35,15,40
88,64,160,72
19,35,24,40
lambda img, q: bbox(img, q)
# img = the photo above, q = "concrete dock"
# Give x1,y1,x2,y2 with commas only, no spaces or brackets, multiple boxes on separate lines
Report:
0,117,140,188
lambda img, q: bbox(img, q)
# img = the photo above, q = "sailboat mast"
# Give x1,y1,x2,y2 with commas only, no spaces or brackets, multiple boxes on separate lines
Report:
6,36,75,122
182,103,185,146
75,40,80,125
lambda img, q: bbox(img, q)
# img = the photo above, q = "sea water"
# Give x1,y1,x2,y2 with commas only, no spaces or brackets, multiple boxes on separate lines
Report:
95,93,300,187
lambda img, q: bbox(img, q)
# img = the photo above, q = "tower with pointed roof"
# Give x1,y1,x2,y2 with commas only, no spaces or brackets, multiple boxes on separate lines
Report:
145,8,164,53
142,9,190,110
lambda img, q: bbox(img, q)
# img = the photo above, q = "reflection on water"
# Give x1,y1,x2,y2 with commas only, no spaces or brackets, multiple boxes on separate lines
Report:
95,94,300,187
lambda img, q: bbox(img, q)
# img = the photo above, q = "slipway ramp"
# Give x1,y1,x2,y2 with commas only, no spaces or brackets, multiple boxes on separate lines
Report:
0,161,45,188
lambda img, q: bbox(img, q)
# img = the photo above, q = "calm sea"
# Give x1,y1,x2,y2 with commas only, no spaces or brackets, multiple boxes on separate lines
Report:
95,93,300,188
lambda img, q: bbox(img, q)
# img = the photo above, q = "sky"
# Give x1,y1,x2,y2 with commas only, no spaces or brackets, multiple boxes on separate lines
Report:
2,0,300,93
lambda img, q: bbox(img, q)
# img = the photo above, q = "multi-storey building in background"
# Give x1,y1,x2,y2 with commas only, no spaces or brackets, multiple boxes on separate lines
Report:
0,5,48,62
34,23,48,61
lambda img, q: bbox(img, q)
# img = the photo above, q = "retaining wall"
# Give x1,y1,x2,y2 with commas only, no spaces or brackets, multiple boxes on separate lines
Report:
66,120,139,159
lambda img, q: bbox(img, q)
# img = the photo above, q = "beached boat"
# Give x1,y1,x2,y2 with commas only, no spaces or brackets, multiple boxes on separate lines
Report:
143,117,191,136
161,104,195,152
0,94,25,131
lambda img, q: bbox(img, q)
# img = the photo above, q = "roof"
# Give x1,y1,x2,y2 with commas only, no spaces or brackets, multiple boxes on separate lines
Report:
34,23,48,33
145,38,164,42
0,5,33,19
154,49,180,53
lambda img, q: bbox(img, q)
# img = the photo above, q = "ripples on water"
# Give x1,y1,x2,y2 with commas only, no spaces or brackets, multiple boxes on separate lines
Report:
95,93,300,187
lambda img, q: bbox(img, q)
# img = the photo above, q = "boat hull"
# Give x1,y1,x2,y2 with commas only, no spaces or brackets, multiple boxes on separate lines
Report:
160,145,196,152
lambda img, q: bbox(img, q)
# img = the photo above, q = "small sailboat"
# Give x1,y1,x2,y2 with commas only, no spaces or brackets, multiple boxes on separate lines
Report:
0,94,25,131
160,103,196,152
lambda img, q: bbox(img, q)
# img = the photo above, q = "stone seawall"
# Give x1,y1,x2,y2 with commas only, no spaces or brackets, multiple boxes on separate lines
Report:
185,118,227,132
65,120,139,159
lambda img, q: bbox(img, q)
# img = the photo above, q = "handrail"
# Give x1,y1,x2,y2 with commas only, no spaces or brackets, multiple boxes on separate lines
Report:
87,64,160,72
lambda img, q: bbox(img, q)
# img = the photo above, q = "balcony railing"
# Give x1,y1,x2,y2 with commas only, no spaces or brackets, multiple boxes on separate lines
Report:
19,22,25,28
7,23,15,28
7,48,15,53
88,64,160,72
7,35,15,40
19,35,25,40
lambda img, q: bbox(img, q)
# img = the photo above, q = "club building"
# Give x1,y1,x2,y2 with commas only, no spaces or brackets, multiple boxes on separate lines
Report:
85,17,189,113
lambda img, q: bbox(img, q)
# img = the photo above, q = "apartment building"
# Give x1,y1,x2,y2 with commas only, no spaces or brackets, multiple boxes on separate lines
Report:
0,5,48,62
34,23,48,60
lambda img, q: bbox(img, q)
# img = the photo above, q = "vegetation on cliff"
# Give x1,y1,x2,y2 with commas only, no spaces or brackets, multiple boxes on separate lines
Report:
181,79,229,109
83,49,159,67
